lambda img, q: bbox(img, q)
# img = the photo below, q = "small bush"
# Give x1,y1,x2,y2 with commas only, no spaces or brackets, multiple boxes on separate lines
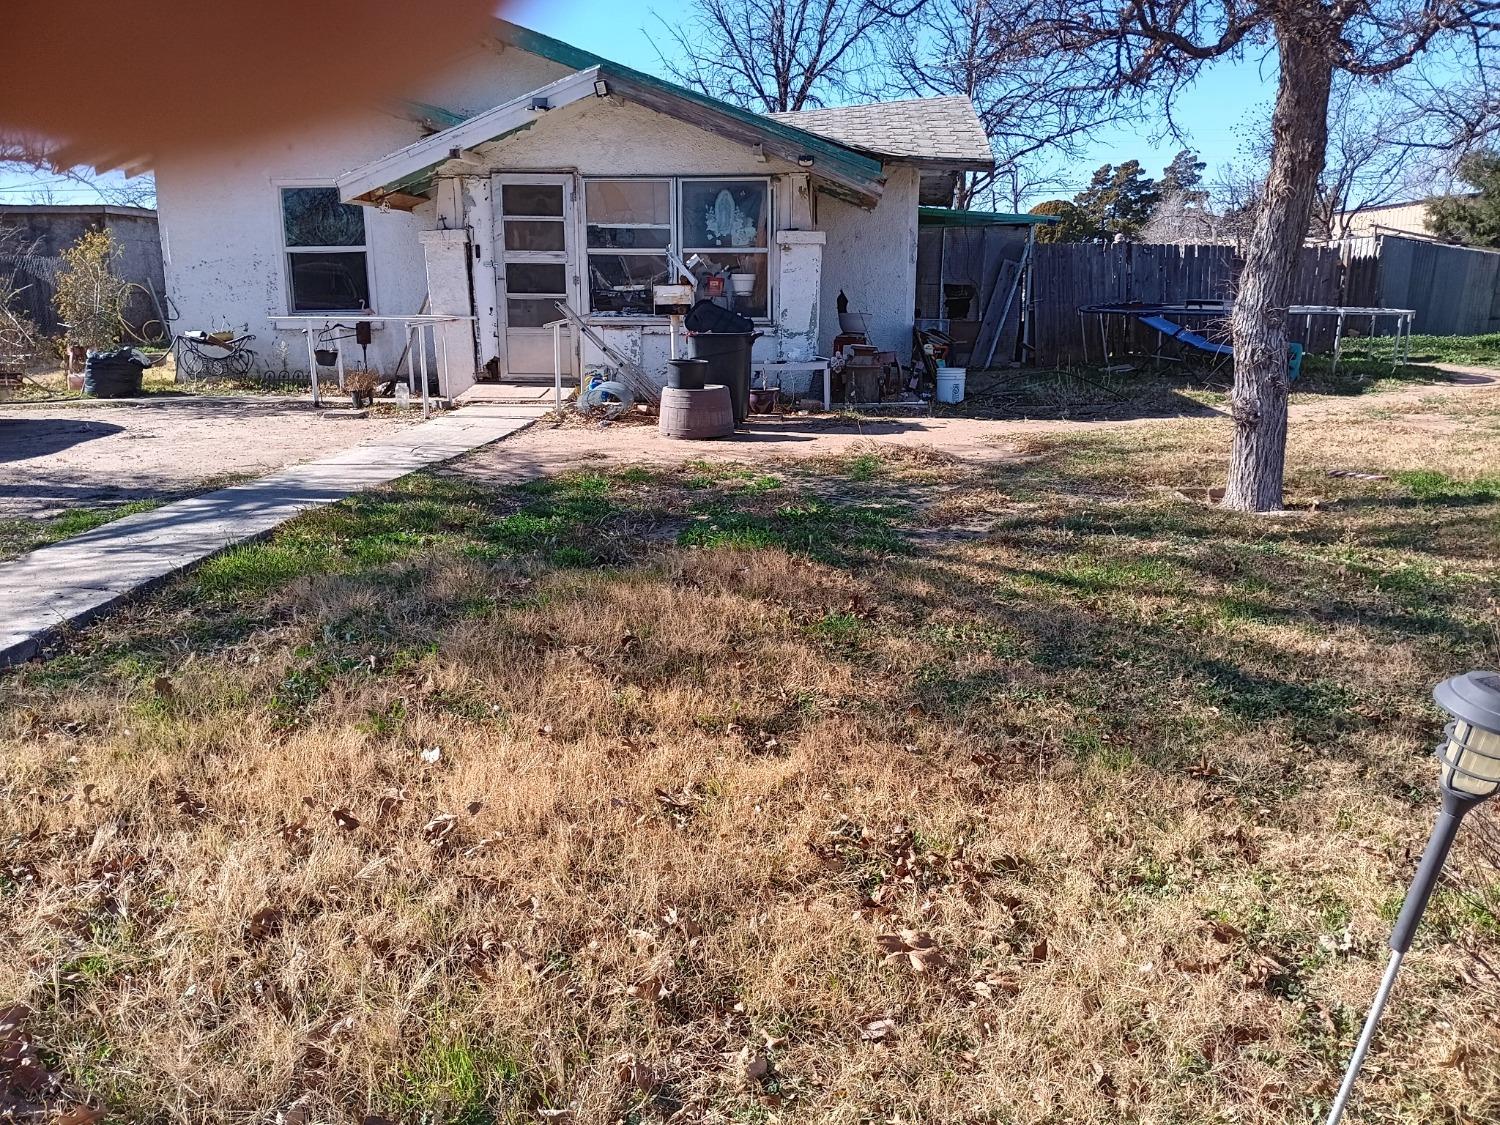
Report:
53,228,129,352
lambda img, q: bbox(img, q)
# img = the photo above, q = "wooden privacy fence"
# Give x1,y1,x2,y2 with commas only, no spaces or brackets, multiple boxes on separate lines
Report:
1029,242,1348,366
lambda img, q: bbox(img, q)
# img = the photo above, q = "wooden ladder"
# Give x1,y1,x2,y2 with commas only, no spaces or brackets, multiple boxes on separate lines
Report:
550,301,659,404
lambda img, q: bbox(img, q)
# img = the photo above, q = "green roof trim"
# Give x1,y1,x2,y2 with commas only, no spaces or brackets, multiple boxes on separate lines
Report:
490,20,886,194
401,99,470,130
919,206,1057,227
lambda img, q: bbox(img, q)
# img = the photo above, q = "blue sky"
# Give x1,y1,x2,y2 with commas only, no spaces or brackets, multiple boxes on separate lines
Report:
0,0,1277,205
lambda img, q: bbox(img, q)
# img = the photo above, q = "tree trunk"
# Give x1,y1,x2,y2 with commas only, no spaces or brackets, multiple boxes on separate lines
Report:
1223,35,1332,511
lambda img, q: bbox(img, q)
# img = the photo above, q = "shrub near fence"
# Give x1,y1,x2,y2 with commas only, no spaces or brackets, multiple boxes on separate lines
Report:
1029,242,1349,367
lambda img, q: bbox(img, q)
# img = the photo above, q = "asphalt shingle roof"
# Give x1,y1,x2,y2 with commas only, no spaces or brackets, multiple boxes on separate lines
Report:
769,96,992,168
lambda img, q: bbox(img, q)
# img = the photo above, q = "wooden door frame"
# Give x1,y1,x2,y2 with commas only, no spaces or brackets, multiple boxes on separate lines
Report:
492,172,580,379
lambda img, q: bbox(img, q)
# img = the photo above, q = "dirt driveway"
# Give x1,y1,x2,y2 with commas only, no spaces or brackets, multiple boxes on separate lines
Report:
0,396,415,520
455,366,1500,484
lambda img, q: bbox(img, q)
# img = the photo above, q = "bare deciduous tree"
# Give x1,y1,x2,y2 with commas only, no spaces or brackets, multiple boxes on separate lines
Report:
995,0,1500,512
1312,81,1418,240
877,0,1127,208
1141,191,1226,243
652,0,920,112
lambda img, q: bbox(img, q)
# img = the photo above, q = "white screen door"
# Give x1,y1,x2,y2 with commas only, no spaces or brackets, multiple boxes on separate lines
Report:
494,174,576,380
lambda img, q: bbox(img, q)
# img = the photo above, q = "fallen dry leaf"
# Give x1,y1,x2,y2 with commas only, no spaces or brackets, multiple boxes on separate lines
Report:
876,929,943,972
331,807,360,832
733,1044,769,1082
54,1107,106,1125
614,1052,661,1091
857,1015,897,1043
247,905,282,943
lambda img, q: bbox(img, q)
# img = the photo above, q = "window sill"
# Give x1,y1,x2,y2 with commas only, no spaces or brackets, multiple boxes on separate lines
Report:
584,315,774,328
270,314,385,327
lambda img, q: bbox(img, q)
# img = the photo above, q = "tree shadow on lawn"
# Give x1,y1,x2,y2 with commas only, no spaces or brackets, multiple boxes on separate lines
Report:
6,439,1499,1124
23,442,1492,778
0,417,125,462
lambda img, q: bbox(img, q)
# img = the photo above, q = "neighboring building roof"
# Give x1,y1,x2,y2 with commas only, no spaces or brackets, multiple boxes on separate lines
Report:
771,97,993,171
0,203,156,219
919,206,1056,227
1332,192,1477,218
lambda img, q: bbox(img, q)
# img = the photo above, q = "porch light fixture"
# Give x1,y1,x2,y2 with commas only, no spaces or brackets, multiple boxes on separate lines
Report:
797,154,814,168
1325,670,1500,1125
593,78,609,98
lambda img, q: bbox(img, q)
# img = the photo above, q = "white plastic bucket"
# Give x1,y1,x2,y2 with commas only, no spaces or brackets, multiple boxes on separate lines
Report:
935,366,966,404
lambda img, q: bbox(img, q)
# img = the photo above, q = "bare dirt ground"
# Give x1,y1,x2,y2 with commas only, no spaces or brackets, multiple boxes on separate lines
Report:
5,367,1493,525
455,365,1500,485
0,396,416,520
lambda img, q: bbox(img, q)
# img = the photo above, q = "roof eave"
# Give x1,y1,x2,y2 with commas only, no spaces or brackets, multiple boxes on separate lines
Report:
904,156,996,172
337,67,604,206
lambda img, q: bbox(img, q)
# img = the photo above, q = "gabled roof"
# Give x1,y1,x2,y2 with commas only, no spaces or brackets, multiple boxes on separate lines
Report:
338,20,890,209
772,97,993,171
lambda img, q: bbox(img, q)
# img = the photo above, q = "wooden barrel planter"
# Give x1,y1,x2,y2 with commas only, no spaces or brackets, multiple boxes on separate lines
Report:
659,384,734,440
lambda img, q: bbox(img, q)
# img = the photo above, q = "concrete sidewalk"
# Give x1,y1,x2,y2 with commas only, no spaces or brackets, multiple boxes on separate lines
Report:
0,404,545,665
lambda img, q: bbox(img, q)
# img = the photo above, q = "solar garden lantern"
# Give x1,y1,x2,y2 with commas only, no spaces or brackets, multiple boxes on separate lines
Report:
1326,670,1500,1125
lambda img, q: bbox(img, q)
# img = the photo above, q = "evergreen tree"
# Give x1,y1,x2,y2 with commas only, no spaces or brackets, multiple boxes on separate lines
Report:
1427,152,1500,248
1071,160,1162,238
1161,149,1208,204
1029,199,1098,242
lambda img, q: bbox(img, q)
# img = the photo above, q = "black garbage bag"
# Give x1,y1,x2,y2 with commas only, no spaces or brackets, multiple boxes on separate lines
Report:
83,348,147,398
684,299,754,334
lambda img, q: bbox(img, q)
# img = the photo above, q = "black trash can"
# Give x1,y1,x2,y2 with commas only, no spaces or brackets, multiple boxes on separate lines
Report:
688,333,759,424
83,348,145,398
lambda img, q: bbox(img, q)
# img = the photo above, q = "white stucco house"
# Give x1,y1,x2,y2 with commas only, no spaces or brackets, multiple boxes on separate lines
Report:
154,19,992,399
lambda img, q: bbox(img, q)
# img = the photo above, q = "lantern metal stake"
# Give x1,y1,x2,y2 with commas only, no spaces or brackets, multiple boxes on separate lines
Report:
1326,671,1500,1125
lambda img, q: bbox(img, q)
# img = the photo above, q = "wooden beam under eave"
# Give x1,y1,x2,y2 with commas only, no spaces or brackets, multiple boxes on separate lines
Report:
355,189,428,211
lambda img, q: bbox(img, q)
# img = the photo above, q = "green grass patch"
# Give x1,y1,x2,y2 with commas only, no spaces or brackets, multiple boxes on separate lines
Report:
678,498,905,561
1393,469,1500,503
381,1028,534,1125
0,500,163,561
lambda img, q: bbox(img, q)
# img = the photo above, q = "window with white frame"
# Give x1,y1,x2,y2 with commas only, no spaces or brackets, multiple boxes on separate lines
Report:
585,179,671,317
280,186,372,314
584,177,771,319
680,179,769,319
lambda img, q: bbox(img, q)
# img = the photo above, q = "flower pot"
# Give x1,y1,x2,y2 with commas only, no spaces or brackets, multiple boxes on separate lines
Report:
748,387,779,414
315,348,339,366
730,273,756,297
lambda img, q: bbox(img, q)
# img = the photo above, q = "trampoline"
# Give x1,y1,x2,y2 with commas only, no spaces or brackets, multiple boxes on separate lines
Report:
1077,300,1415,373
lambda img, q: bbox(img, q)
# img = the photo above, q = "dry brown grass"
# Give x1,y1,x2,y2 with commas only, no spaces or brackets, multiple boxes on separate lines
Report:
2,386,1499,1125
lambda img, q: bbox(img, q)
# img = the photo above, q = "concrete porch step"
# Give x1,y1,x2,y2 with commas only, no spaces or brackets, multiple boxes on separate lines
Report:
456,382,556,405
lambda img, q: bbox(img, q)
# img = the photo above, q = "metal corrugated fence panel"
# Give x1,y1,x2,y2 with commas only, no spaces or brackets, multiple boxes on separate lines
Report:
1373,235,1500,336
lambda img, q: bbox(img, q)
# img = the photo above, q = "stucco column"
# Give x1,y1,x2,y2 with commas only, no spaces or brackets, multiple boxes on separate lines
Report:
775,229,826,361
418,228,476,399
